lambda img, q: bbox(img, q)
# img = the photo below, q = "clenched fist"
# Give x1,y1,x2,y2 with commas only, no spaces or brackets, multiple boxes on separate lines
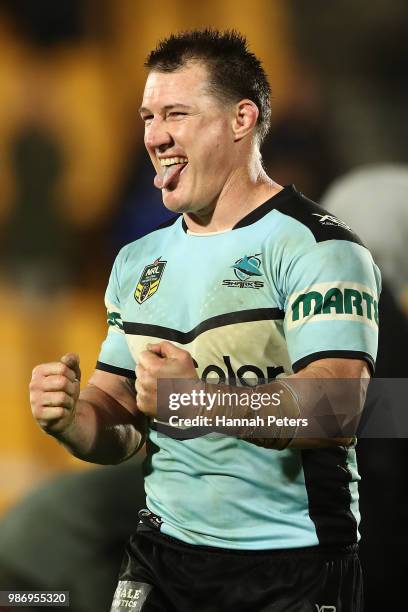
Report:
29,353,81,435
136,341,198,417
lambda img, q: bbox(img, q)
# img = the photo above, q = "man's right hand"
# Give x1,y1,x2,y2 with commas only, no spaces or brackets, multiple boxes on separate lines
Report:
29,353,81,435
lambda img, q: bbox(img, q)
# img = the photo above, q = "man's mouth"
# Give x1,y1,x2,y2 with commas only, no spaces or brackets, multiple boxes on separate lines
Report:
154,156,188,190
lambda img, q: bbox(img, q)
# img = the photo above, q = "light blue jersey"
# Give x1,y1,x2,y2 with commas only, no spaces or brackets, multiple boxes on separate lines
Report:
97,185,380,550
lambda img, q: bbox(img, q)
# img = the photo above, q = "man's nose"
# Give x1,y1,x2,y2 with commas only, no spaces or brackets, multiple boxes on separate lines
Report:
145,118,173,150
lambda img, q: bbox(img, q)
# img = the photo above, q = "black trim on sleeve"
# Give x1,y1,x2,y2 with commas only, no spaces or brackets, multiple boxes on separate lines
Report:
123,307,284,344
181,184,365,248
96,361,136,379
273,188,365,246
292,350,375,375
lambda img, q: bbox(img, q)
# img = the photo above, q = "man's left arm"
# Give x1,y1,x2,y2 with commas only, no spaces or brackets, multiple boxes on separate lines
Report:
251,356,371,449
135,343,370,449
260,225,380,449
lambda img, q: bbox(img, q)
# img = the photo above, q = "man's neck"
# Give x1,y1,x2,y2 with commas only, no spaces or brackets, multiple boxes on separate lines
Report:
183,168,283,234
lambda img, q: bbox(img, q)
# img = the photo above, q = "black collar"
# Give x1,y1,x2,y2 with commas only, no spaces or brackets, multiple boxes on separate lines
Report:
181,185,296,233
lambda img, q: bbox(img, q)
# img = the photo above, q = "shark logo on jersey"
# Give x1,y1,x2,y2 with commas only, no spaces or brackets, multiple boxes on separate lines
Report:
223,254,264,288
233,254,263,280
135,258,167,304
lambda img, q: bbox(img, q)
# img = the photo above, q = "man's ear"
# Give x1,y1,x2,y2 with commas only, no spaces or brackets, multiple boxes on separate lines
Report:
231,99,259,141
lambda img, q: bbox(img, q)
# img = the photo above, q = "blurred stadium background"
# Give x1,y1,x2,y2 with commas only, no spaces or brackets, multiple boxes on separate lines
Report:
0,0,407,610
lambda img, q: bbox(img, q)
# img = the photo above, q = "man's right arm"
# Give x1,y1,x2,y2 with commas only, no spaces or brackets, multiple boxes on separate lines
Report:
29,353,146,465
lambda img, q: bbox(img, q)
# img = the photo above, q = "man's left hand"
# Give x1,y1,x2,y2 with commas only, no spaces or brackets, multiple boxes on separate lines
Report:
136,341,198,417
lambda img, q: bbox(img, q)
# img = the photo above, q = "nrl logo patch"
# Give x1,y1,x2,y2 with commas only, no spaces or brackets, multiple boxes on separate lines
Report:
134,257,167,304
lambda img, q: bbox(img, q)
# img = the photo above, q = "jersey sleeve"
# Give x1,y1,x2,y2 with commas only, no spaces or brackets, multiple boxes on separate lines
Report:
281,239,381,374
96,248,136,378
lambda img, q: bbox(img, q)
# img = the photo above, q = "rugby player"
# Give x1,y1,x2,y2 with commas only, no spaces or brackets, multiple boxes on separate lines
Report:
30,30,380,611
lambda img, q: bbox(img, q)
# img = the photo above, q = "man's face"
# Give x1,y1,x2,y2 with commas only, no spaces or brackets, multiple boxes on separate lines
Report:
140,62,235,214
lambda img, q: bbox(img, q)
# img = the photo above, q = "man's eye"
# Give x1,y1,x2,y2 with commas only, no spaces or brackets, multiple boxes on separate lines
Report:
142,115,153,123
168,112,187,118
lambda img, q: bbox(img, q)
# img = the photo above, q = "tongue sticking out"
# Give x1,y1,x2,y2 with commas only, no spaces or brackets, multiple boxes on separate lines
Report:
154,163,187,190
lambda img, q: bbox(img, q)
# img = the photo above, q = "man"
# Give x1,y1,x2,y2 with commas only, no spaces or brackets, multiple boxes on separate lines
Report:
30,30,380,611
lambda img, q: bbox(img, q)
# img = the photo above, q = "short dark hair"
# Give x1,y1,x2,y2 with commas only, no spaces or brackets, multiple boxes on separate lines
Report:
145,29,271,144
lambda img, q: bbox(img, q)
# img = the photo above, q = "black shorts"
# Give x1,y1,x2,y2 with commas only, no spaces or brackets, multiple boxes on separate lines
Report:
110,524,363,612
